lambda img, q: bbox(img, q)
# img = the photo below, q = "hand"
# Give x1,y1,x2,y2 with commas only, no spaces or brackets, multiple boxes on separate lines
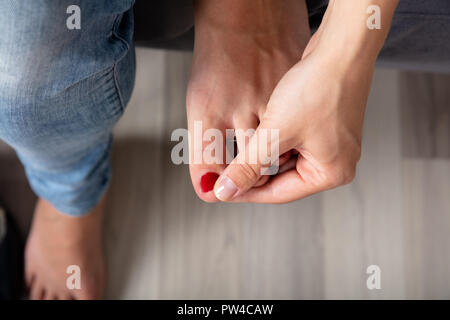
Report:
213,0,400,202
213,22,377,203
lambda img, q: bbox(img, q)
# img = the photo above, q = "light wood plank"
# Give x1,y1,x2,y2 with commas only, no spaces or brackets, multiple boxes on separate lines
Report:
2,47,449,299
322,69,406,299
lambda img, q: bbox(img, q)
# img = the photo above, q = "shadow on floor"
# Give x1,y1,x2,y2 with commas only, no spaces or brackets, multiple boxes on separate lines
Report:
0,145,36,239
104,135,183,298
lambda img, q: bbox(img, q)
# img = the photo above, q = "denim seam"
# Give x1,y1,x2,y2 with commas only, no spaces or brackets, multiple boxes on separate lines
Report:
112,64,125,113
54,14,127,96
111,14,132,113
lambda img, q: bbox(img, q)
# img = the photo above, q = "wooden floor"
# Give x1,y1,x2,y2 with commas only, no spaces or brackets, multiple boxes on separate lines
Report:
1,48,449,299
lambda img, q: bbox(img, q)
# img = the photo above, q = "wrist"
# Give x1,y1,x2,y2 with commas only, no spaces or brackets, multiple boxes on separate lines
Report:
317,0,399,68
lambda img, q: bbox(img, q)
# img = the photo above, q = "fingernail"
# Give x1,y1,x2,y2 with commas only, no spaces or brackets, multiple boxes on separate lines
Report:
200,172,220,192
214,176,238,201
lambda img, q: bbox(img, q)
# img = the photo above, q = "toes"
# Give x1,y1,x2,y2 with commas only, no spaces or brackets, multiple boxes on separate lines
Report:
254,150,293,187
25,271,35,292
279,154,298,174
232,114,259,158
74,288,102,300
52,291,74,300
253,151,292,188
75,292,96,300
233,114,268,187
187,118,229,202
29,282,45,300
43,290,57,300
59,293,74,300
254,175,270,187
189,154,227,202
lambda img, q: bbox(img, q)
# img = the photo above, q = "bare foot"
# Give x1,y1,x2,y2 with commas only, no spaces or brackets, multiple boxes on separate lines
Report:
25,198,105,300
187,0,311,201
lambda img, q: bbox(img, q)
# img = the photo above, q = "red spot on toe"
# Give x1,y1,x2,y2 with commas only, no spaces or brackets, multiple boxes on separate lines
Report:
200,172,220,192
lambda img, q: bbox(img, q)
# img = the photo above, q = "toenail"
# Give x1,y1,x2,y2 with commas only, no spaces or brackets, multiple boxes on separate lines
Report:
200,172,220,192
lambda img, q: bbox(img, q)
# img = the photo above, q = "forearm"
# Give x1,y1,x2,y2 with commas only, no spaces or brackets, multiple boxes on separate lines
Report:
318,0,399,67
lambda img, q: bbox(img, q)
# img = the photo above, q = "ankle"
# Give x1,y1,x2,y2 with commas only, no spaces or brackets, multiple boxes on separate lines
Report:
194,0,310,35
193,0,311,65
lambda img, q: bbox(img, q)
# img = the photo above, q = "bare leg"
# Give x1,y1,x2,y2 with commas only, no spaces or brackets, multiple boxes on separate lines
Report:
25,199,105,300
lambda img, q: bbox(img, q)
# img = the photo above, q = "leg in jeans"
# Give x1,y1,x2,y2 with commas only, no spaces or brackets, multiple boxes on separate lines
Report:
0,0,135,299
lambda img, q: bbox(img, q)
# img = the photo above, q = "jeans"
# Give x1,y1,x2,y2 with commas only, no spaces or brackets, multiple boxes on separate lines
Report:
0,0,136,215
0,0,449,216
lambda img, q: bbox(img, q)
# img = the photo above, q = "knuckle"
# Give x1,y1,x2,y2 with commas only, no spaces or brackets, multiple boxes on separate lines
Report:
236,162,260,186
326,161,357,187
342,165,357,185
353,145,362,163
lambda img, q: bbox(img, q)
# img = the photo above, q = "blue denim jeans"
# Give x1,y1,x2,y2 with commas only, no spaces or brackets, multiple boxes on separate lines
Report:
0,0,449,216
0,0,136,215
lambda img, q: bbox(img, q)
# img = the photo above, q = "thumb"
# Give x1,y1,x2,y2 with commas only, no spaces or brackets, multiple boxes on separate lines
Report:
213,125,286,201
